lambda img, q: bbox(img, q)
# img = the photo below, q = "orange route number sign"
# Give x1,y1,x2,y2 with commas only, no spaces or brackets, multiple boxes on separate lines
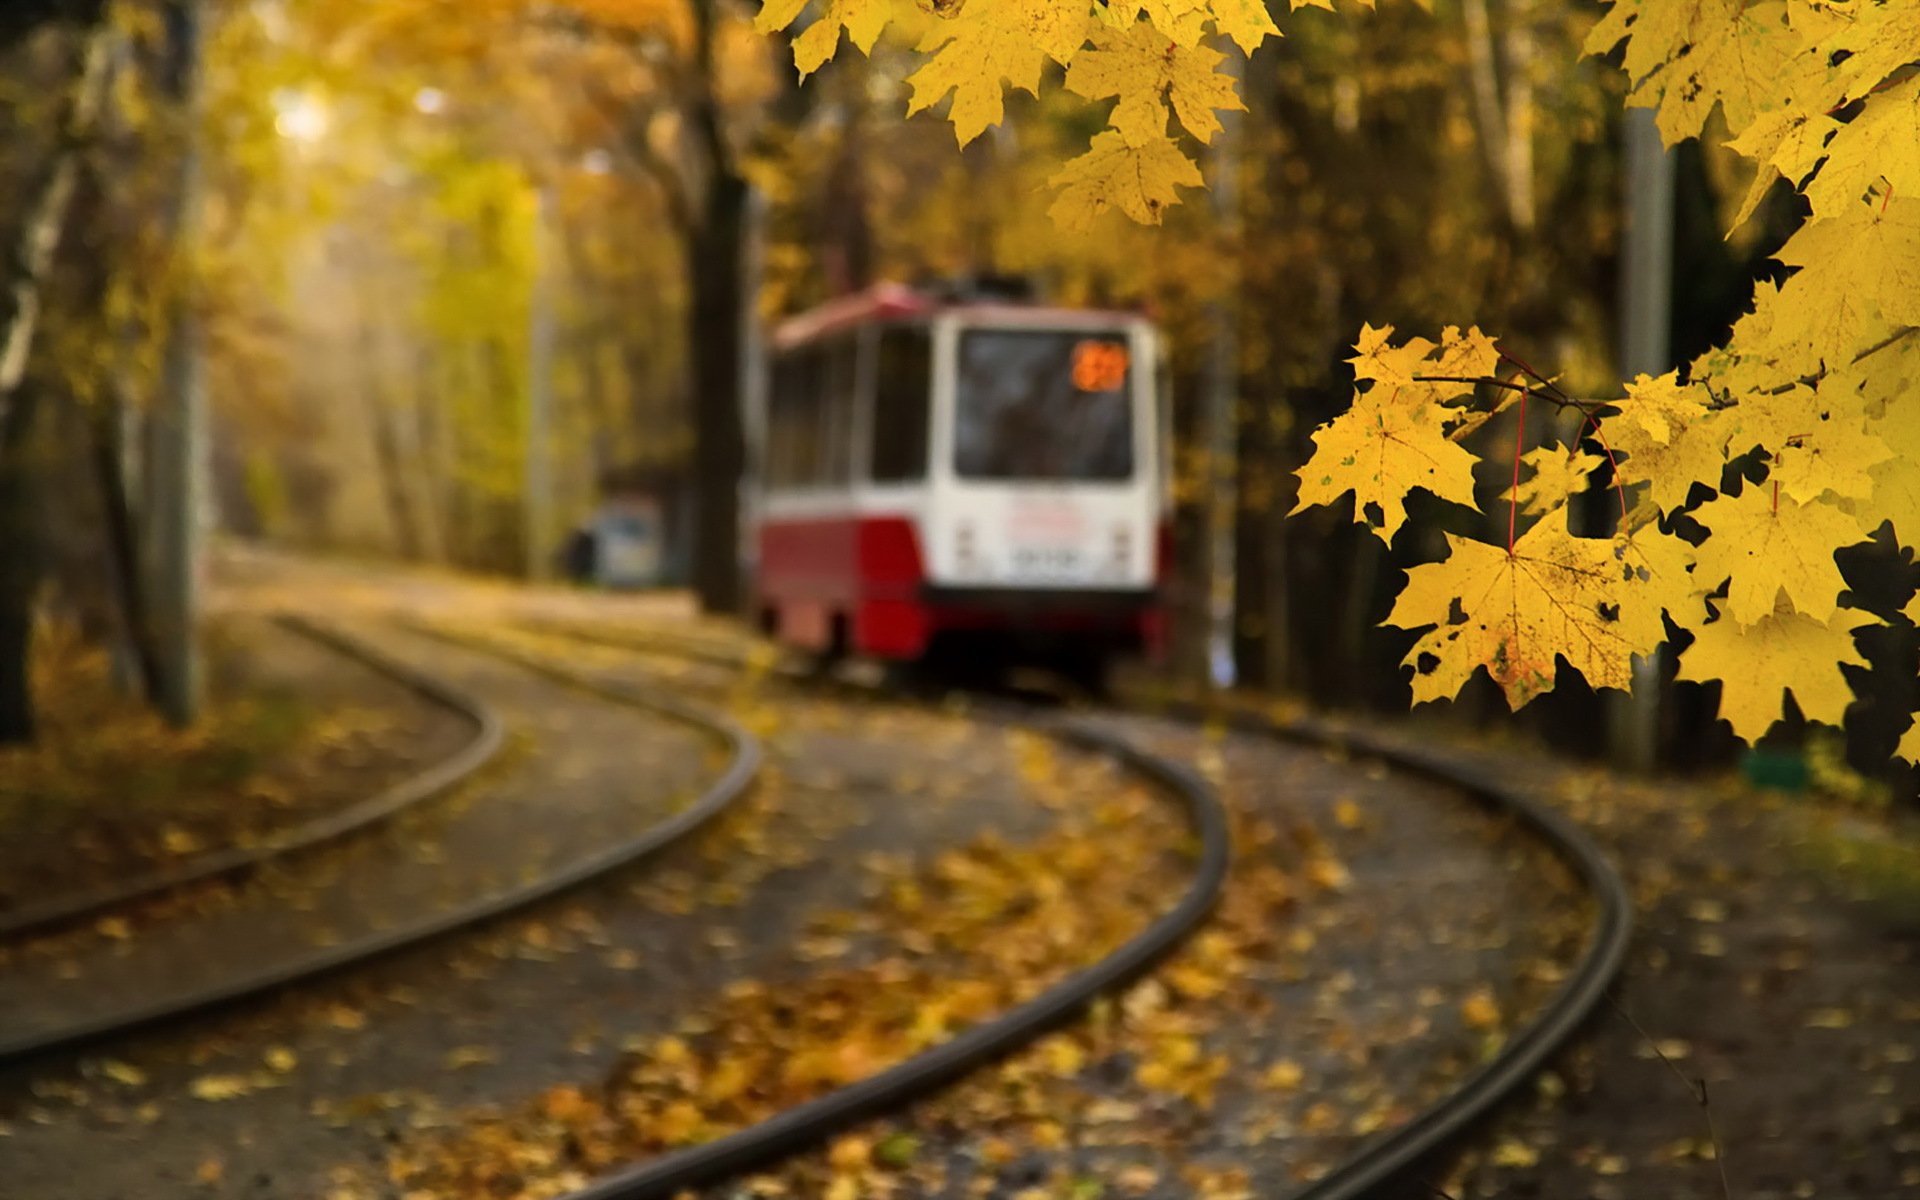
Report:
1071,340,1130,392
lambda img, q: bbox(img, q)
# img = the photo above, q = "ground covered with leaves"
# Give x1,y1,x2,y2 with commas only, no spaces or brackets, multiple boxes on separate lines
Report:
1406,729,1920,1200
0,613,471,919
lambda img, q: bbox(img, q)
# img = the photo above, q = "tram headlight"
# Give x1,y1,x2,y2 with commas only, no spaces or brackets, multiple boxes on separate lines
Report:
1110,526,1133,572
956,522,978,573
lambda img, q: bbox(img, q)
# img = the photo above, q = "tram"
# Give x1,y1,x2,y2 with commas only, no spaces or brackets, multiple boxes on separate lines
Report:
751,280,1170,682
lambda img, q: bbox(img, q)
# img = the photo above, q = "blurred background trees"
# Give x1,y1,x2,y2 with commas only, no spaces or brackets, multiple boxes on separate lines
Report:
3,0,1874,780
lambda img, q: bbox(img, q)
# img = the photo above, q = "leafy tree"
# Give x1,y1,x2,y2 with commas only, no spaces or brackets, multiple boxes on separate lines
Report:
764,0,1920,765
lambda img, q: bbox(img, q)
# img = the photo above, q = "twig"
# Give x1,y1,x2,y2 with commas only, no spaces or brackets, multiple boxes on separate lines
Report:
1609,991,1733,1200
1412,374,1608,420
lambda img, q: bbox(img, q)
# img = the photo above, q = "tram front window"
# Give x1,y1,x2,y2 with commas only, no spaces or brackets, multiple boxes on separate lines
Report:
954,329,1135,482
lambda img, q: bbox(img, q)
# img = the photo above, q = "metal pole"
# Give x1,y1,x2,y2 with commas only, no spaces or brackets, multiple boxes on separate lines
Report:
149,0,205,727
737,182,767,593
1203,48,1244,690
525,184,555,581
1609,106,1674,770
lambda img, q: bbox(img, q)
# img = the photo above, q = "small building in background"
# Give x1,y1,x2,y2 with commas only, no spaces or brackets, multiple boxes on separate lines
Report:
566,468,690,590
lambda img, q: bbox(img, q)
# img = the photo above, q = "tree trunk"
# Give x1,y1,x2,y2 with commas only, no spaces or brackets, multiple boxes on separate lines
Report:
0,17,113,427
0,391,42,745
685,172,748,614
86,401,165,702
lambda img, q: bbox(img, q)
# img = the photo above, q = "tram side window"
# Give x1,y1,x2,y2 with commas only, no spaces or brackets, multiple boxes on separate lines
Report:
868,325,931,482
820,336,857,485
769,346,826,489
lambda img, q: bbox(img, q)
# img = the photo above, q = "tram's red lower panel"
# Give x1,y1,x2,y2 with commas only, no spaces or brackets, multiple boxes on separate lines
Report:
756,514,1162,661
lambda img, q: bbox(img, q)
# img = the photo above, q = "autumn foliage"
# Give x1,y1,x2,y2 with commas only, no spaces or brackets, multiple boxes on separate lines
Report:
758,0,1920,760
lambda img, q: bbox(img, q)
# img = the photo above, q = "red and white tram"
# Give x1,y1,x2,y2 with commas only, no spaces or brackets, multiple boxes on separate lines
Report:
750,281,1170,681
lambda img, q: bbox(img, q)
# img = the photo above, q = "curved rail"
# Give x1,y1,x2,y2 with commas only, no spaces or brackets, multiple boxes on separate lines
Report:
531,619,1631,1200
0,615,506,942
555,716,1230,1200
0,619,760,1065
1173,703,1633,1200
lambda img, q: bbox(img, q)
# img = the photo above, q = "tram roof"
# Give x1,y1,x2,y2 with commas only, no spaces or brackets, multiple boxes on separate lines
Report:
770,283,1147,350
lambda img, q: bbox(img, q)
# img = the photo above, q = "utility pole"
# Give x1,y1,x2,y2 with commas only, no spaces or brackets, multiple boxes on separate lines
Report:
1202,49,1244,690
737,182,768,593
148,0,205,727
524,184,555,581
1609,106,1674,770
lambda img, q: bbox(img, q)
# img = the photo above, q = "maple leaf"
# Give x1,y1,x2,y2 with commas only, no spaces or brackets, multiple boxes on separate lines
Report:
1210,0,1282,53
1690,486,1870,626
1103,0,1210,46
1772,198,1920,356
1587,0,1808,143
1821,0,1920,105
756,0,891,76
1347,322,1438,390
1898,723,1920,766
1602,372,1729,515
1763,407,1893,506
1064,21,1244,148
1384,513,1677,709
1046,128,1204,229
1677,600,1875,742
1294,325,1513,542
1514,443,1603,516
1802,74,1920,221
906,0,1091,146
1865,402,1920,550
1293,384,1480,544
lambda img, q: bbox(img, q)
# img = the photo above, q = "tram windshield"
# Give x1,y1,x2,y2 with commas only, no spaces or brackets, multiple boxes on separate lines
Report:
953,328,1135,482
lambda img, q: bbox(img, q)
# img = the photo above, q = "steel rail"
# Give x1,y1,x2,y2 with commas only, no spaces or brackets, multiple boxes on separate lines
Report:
531,619,1632,1200
1161,702,1634,1200
0,614,505,941
0,618,760,1066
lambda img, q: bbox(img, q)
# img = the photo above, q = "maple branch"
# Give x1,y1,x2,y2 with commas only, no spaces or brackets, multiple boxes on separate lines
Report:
1497,347,1577,408
1412,374,1605,418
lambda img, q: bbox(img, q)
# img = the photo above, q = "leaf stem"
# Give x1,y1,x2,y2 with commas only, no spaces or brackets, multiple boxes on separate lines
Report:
1510,383,1528,554
1577,411,1631,527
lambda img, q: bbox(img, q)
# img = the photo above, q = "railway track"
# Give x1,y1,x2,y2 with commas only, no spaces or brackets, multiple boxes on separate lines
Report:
0,615,759,1065
0,605,1234,1200
511,616,1633,1200
0,615,506,942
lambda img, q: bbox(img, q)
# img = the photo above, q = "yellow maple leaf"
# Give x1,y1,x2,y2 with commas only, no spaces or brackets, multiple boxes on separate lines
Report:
906,0,1090,145
1802,74,1920,220
1046,127,1204,229
1766,418,1893,507
1677,600,1875,742
757,0,892,76
1064,21,1244,147
1385,512,1680,708
1865,406,1920,550
1603,371,1729,516
1104,0,1210,46
1211,0,1282,53
1821,0,1920,105
1772,199,1920,357
1293,325,1507,542
1690,486,1870,626
1898,722,1920,766
1514,443,1603,516
1587,0,1813,143
1293,383,1480,543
